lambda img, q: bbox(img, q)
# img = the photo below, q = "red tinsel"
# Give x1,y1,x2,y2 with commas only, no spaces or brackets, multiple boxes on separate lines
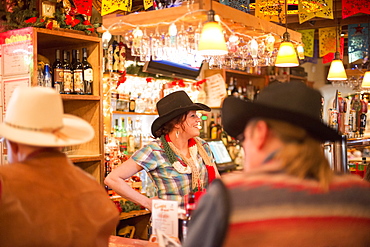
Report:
193,79,206,90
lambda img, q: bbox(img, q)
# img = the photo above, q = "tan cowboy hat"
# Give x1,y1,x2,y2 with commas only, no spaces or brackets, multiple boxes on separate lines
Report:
0,86,94,147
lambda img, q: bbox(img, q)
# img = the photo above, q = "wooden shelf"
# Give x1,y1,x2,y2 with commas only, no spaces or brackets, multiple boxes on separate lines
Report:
113,111,158,116
69,155,103,163
61,95,101,101
119,210,151,220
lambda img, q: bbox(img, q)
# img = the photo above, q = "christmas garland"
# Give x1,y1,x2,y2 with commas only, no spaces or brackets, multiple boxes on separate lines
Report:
0,0,101,35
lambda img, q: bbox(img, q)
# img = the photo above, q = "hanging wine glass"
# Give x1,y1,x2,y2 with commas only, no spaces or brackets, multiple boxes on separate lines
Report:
249,38,259,67
132,27,143,56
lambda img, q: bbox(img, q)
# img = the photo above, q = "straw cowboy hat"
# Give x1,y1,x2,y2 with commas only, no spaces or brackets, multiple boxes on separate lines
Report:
0,86,94,147
222,81,342,142
151,90,211,137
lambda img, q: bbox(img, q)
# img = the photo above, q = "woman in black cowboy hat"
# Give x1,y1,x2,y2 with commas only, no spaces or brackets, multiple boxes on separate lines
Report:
105,90,220,211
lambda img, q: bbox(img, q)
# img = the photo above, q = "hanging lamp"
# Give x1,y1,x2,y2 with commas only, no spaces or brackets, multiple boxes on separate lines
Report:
275,0,299,67
198,0,228,56
327,1,347,81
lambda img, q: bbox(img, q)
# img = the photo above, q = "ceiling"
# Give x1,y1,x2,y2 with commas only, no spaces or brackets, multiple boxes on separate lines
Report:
248,0,370,58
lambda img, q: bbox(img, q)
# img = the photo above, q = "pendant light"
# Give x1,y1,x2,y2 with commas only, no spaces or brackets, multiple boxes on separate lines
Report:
198,0,228,56
327,1,347,81
275,0,299,67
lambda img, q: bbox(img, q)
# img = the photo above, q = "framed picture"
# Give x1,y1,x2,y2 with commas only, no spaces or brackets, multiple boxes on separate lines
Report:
41,1,56,18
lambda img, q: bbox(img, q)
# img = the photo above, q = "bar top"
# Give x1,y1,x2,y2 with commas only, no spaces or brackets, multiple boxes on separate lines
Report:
109,235,159,247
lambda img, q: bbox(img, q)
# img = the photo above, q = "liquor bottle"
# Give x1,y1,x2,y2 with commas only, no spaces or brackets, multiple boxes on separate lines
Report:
135,93,146,113
231,78,239,98
62,51,73,94
216,114,222,139
209,114,217,139
133,118,143,149
129,93,136,112
127,117,135,154
360,94,368,136
52,49,63,93
227,77,234,96
82,48,93,95
114,118,120,138
72,49,84,94
43,64,52,87
119,117,128,154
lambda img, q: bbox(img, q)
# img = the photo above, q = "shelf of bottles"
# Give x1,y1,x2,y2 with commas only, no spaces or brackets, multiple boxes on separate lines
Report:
37,46,95,96
328,90,370,179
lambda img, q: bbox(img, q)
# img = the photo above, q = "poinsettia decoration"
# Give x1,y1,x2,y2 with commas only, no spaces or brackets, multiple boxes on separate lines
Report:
0,0,100,35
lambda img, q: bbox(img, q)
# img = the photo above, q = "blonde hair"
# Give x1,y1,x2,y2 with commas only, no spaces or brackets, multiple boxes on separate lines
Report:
250,118,333,190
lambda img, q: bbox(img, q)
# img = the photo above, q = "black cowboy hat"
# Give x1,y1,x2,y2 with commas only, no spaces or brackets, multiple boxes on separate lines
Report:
151,90,211,137
221,81,342,142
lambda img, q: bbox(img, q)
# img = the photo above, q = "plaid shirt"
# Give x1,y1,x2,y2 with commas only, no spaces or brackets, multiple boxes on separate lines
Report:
131,137,214,208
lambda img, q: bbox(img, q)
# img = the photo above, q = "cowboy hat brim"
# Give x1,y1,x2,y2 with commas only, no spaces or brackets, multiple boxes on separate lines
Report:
0,114,94,147
151,103,210,137
222,96,342,142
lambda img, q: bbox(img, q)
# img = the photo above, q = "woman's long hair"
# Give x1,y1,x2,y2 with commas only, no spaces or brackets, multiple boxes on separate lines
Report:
154,112,188,138
252,118,333,190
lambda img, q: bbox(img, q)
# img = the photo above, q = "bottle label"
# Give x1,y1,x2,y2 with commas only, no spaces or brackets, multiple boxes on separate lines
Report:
63,69,73,93
73,69,84,93
83,68,93,82
54,68,64,83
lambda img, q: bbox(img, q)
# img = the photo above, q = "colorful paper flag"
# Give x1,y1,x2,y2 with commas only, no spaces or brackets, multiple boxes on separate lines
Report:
298,0,333,24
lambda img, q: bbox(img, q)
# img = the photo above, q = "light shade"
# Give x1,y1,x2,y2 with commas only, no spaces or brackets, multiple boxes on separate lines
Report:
275,41,299,67
198,21,228,56
362,71,370,88
102,30,112,49
327,59,347,81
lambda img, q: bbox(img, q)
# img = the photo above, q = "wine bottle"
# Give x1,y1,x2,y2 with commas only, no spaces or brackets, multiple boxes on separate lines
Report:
72,49,84,94
62,51,73,94
52,49,63,93
82,48,93,95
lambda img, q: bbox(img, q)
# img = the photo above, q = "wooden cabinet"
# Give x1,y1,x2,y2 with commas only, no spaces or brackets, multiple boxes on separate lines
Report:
0,27,104,183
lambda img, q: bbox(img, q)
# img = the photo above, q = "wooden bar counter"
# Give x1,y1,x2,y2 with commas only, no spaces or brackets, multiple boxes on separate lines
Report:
109,235,158,246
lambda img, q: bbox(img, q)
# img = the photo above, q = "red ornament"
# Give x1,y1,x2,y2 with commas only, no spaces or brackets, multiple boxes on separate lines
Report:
46,21,53,30
25,17,37,23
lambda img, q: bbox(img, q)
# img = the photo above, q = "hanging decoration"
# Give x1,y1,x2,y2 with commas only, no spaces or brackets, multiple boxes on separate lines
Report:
323,37,344,64
255,0,285,23
298,29,315,57
342,0,370,19
319,26,336,57
101,0,132,16
348,23,369,63
73,0,93,16
302,39,319,64
298,0,333,24
220,0,250,13
143,0,153,10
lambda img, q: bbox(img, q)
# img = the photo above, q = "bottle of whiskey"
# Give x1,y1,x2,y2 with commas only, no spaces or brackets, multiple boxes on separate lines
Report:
52,49,63,93
62,51,73,94
82,48,93,95
72,49,84,94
